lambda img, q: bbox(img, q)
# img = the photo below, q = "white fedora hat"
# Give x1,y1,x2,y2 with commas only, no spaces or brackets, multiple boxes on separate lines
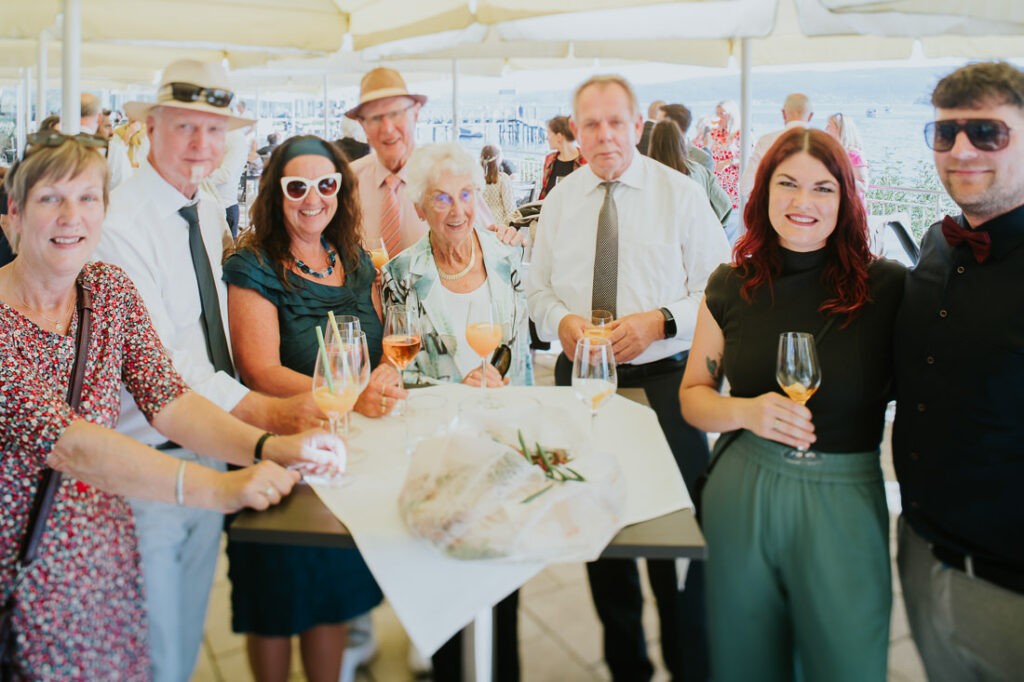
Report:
344,67,427,120
125,59,255,131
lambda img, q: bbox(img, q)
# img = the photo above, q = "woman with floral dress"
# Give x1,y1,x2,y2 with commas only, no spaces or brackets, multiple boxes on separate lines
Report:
696,100,742,208
0,134,339,680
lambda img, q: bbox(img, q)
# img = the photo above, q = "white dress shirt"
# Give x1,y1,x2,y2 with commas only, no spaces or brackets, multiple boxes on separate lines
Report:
352,153,428,254
739,120,809,200
208,128,250,208
526,153,730,366
95,163,248,445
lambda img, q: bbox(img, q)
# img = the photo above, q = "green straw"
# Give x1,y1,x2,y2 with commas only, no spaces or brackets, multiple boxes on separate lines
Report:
315,326,335,393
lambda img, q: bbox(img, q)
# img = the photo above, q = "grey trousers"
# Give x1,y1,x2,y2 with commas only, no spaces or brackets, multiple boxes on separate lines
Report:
131,451,225,682
897,516,1024,682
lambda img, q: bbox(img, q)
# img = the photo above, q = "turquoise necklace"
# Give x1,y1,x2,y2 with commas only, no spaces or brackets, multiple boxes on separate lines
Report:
294,237,337,278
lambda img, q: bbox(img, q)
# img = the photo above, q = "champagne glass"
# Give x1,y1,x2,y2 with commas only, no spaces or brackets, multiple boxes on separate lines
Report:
334,329,371,452
572,336,617,437
368,237,389,270
586,309,614,340
325,314,360,346
312,343,362,479
382,304,422,416
465,297,503,398
776,331,822,461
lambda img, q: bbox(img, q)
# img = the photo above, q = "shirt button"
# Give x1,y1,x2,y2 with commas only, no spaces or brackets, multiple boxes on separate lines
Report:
910,451,921,461
917,403,926,412
939,309,948,318
956,266,965,274
926,356,935,364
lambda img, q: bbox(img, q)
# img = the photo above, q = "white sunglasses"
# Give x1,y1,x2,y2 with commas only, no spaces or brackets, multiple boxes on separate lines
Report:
280,172,343,201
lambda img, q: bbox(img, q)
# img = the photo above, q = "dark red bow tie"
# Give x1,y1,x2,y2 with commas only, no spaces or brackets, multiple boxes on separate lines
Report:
942,216,991,263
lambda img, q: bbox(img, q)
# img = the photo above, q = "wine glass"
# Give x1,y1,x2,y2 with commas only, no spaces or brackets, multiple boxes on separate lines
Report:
776,331,822,461
465,296,502,397
382,304,422,416
312,343,362,479
334,329,371,451
571,336,617,437
325,314,360,346
368,237,389,270
586,309,614,340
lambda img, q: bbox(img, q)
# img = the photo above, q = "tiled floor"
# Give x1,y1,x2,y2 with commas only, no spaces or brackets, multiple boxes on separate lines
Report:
192,350,926,681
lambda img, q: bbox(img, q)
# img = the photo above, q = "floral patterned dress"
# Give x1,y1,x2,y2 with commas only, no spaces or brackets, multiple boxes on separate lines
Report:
705,128,741,209
0,262,189,680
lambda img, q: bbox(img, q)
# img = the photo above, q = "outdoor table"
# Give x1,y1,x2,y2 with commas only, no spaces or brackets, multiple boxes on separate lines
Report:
229,385,705,681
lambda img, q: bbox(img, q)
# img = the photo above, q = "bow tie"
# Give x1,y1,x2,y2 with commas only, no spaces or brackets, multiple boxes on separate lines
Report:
941,216,991,263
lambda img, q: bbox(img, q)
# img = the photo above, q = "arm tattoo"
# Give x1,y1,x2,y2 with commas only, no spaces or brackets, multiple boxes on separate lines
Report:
706,355,723,384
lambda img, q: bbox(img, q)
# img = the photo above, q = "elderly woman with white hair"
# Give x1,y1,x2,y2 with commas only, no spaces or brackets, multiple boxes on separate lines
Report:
381,142,532,389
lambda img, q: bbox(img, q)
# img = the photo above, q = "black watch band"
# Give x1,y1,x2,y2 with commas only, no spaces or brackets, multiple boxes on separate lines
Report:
659,307,677,339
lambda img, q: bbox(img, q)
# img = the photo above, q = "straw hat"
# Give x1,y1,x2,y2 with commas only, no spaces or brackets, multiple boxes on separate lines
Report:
344,67,427,120
124,59,255,131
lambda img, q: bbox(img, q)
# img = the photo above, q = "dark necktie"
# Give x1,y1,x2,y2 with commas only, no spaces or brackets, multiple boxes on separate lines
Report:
941,215,991,264
592,181,620,316
178,203,235,374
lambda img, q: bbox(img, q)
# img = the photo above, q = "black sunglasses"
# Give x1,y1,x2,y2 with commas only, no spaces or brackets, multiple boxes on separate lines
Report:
164,81,234,108
27,130,109,150
924,119,1013,152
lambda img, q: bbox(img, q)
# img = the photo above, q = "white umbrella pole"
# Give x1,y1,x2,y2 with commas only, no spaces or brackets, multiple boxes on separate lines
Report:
61,0,82,135
739,37,752,220
451,58,460,142
36,31,48,127
16,68,29,157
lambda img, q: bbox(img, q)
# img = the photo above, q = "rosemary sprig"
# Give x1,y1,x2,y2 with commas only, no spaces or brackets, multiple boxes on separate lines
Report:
515,429,585,503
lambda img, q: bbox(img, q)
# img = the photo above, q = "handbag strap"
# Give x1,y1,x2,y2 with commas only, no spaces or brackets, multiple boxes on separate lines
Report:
17,281,93,568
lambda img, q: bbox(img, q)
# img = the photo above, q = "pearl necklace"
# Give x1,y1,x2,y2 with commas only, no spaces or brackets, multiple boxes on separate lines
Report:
293,237,337,279
432,234,476,282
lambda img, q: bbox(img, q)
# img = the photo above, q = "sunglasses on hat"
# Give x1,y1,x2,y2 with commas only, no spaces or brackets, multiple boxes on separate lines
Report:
924,119,1013,152
27,130,109,150
280,173,343,201
163,81,234,109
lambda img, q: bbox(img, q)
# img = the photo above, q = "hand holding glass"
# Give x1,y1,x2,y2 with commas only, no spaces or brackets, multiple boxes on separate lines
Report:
775,331,821,460
312,344,363,478
465,297,503,393
572,336,617,436
368,237,389,270
586,309,614,340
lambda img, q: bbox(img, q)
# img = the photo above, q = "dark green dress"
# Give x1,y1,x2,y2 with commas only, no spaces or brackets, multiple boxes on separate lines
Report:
222,247,383,636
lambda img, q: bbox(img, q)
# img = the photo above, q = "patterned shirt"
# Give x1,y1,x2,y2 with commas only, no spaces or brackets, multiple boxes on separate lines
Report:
0,262,189,680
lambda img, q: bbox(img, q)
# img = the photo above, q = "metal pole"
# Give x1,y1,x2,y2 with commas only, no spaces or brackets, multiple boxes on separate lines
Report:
37,31,48,127
16,68,29,157
323,72,330,139
451,58,459,142
738,37,752,220
61,0,82,134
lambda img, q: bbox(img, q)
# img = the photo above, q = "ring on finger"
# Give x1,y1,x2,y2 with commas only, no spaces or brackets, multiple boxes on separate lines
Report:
263,486,275,498
773,417,782,431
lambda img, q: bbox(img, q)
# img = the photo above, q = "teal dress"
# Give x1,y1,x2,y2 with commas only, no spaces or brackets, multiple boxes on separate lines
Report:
222,247,383,636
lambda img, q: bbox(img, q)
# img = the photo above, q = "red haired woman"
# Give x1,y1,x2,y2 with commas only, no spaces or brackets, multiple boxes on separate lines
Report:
679,128,903,682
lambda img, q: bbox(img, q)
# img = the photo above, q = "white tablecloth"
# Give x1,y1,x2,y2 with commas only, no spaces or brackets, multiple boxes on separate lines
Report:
311,384,691,656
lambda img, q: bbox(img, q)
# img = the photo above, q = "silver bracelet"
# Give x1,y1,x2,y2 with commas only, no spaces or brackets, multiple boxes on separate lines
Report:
175,460,187,506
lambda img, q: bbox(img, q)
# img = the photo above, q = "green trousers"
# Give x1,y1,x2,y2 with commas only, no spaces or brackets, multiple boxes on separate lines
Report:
702,431,890,682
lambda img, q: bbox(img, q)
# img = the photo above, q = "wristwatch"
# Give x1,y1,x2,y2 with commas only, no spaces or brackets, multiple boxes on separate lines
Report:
659,307,676,339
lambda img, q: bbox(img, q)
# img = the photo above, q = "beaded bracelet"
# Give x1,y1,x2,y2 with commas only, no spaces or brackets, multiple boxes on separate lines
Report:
174,460,187,506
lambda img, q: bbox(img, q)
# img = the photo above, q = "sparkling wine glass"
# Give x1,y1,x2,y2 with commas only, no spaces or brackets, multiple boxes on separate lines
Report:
776,331,822,461
586,309,614,340
465,297,502,397
572,336,617,437
312,343,362,479
334,329,371,452
382,304,421,416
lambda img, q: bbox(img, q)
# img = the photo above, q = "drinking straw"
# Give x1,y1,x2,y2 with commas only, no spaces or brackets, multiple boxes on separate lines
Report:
315,326,335,393
327,311,342,343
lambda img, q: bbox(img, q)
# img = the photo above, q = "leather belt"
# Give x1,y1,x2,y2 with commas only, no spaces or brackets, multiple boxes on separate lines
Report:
932,543,1024,595
616,352,687,381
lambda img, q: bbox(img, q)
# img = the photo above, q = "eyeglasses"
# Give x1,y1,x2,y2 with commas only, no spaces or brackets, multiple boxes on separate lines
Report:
360,103,416,129
280,173,343,201
924,119,1013,152
428,188,474,212
27,130,108,150
162,81,235,109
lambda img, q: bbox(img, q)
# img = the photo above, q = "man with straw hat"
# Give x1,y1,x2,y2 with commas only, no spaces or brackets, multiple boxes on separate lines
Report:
347,67,430,258
95,59,326,682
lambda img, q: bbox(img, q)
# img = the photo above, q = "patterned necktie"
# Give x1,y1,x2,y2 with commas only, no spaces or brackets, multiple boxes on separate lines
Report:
381,174,403,257
178,204,235,375
591,181,620,316
941,215,991,263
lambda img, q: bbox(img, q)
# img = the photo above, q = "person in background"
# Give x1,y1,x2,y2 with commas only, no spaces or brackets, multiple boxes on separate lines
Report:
258,132,281,162
648,119,732,227
111,117,148,169
680,127,903,682
336,117,371,162
480,143,516,229
695,99,742,209
224,135,398,682
528,74,730,682
740,93,814,201
0,133,339,681
659,103,714,172
382,143,531,681
825,112,870,203
95,59,326,682
895,60,1024,682
637,99,666,155
82,93,132,189
37,114,61,132
537,115,586,201
98,108,115,139
0,166,11,267
210,101,255,239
